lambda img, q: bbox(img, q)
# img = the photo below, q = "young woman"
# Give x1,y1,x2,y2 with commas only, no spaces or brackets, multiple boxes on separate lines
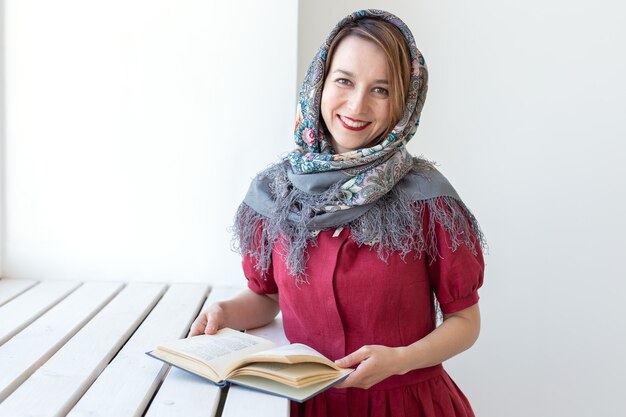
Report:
191,9,485,417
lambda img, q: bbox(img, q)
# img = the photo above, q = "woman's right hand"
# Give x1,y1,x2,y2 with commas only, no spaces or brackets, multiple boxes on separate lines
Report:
186,289,279,338
188,303,226,336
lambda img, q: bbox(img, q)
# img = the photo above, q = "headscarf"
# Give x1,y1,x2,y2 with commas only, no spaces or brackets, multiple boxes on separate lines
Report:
234,9,485,281
288,9,427,210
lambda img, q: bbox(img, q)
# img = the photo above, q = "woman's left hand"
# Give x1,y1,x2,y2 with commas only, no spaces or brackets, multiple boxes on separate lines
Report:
333,345,406,389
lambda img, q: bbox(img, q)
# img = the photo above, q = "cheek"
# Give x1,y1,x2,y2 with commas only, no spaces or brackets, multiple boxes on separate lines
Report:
378,103,392,126
320,89,335,125
371,104,392,139
320,99,329,129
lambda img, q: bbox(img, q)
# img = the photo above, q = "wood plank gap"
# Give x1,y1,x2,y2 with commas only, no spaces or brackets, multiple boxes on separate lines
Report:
215,384,230,417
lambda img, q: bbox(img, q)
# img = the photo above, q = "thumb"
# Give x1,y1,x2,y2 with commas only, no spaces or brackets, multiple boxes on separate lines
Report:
188,314,208,337
204,312,221,335
335,347,369,368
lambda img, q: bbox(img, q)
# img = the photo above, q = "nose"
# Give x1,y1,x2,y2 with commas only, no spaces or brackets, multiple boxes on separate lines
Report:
347,88,367,114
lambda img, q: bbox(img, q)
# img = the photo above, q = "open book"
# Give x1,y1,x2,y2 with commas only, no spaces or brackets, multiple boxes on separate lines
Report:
146,328,353,402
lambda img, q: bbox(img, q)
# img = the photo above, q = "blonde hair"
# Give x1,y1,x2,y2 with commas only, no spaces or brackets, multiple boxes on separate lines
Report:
324,18,412,140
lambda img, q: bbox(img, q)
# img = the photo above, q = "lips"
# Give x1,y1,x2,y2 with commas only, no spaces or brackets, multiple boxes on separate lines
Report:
337,115,370,131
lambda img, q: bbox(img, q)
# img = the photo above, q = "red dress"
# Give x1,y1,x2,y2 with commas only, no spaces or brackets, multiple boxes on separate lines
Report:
243,204,484,417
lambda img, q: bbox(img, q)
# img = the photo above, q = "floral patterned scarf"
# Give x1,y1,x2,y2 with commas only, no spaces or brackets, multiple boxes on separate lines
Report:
234,10,484,280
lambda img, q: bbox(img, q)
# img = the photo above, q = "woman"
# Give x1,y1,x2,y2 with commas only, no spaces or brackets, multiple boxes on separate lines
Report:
191,9,485,417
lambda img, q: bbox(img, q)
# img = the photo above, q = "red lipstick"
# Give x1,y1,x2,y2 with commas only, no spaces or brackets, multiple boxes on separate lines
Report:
337,115,370,131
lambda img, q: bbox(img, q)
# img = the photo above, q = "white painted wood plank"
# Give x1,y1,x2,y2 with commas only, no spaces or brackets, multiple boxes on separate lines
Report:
222,386,290,417
247,316,290,346
0,279,39,307
68,283,209,417
146,368,223,417
0,280,82,346
144,286,243,417
0,283,166,417
0,281,124,402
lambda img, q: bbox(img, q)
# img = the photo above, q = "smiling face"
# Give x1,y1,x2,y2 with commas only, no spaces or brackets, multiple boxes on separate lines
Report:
320,35,392,154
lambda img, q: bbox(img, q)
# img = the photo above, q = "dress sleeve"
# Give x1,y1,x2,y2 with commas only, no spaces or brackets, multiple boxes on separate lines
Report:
240,219,278,295
425,199,485,315
242,253,278,294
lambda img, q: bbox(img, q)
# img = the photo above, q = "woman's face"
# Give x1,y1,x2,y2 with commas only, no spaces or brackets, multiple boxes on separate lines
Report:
321,35,392,153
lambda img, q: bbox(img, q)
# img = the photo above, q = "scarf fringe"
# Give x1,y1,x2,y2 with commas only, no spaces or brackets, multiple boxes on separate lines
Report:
232,187,486,285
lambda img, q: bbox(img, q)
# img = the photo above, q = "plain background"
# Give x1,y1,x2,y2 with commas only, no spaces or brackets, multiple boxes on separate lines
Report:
1,1,625,416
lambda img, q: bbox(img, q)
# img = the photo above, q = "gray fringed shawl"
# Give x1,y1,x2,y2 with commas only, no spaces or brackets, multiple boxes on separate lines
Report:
234,157,485,283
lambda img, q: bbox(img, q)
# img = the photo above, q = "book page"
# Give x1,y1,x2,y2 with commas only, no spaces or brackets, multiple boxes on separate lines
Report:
241,343,340,370
157,328,277,379
227,370,353,403
231,362,345,386
255,343,325,358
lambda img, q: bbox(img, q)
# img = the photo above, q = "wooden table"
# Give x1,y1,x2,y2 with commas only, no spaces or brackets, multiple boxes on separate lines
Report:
0,279,290,417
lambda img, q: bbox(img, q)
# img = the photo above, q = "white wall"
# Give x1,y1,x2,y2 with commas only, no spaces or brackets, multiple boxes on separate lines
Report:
0,0,5,275
3,0,297,283
3,1,626,416
298,2,626,417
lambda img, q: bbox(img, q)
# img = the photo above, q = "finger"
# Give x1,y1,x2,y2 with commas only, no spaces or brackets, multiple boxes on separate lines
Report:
334,380,348,389
188,315,207,337
333,372,355,389
204,312,221,335
334,365,366,389
335,347,370,368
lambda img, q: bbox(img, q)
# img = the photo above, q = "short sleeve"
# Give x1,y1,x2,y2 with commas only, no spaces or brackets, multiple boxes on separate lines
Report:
425,200,485,315
238,214,278,294
242,253,278,295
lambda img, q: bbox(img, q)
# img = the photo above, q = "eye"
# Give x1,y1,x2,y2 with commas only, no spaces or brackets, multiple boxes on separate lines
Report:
334,78,352,86
372,87,389,96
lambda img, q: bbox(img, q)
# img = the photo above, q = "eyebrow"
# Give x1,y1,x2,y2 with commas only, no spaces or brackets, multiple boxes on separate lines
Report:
332,69,389,84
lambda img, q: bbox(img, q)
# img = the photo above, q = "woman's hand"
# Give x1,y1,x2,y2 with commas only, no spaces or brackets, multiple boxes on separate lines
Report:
186,290,280,337
188,303,226,336
334,304,481,389
334,345,407,389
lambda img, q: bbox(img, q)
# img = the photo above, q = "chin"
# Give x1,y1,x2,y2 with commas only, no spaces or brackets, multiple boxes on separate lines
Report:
332,140,366,153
